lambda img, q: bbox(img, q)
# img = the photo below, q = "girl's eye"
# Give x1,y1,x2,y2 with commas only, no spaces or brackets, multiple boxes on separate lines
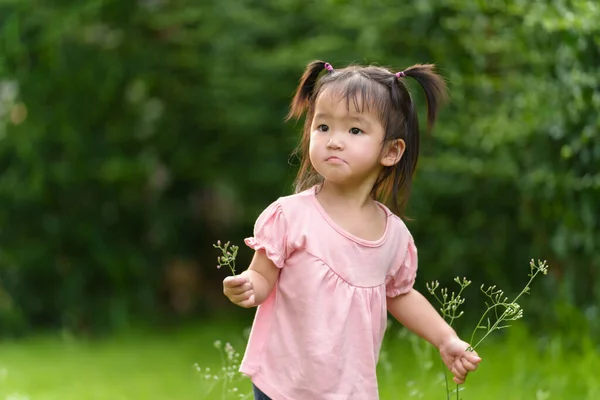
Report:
350,127,364,135
317,124,329,132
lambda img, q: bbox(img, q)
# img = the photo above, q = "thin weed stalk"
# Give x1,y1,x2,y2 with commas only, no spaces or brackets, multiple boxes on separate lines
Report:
427,259,549,399
214,240,239,275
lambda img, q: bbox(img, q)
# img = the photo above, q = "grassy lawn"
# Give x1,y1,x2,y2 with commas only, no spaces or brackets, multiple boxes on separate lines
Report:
0,318,252,400
0,319,598,400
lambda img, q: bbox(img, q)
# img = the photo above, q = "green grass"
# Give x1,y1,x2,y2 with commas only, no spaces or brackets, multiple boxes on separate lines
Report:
377,326,600,400
0,319,252,400
0,320,598,400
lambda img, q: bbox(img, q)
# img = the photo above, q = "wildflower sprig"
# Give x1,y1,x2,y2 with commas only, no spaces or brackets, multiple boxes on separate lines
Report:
427,259,549,400
196,340,251,399
214,240,239,275
468,259,548,350
427,277,471,327
427,277,471,399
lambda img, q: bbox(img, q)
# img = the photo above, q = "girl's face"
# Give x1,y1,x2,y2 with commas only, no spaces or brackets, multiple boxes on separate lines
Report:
309,90,401,188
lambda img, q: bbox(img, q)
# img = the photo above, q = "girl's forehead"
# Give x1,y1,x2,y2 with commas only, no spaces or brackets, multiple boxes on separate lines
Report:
315,89,376,116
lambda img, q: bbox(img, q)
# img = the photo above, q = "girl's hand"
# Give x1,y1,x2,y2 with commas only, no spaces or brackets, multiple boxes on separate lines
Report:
223,275,255,308
438,336,482,384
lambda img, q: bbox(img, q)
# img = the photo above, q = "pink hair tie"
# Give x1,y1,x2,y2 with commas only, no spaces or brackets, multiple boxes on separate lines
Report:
324,62,333,71
396,71,405,78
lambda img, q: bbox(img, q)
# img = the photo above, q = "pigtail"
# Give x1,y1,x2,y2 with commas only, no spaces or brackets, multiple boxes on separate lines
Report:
286,60,332,122
398,64,448,132
287,60,333,194
379,64,448,216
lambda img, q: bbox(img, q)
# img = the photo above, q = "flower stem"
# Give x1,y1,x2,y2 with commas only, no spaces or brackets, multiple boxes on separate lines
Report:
469,267,542,350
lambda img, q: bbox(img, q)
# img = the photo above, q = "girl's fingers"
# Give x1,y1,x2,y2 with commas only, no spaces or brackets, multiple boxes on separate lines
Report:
465,352,482,364
238,294,255,308
224,282,252,296
461,356,479,372
234,283,252,293
230,289,254,303
223,276,247,288
453,376,465,385
452,360,468,380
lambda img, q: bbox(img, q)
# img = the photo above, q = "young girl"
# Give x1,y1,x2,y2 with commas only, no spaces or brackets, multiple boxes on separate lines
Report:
223,60,481,400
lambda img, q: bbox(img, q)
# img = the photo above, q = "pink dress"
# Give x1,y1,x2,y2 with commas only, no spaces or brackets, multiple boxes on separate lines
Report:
241,186,418,400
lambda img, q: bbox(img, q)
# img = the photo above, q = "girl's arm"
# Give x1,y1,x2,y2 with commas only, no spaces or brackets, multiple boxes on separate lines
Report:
223,250,280,308
241,250,280,306
387,289,481,384
386,288,456,348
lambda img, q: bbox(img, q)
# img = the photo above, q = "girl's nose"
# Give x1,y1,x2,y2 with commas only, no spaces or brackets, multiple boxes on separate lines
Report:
326,131,343,150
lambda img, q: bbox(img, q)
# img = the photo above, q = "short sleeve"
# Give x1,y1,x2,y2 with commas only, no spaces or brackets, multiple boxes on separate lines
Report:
244,200,289,269
385,235,418,297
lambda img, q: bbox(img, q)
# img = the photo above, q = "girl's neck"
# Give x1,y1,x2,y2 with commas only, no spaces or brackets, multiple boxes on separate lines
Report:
317,180,376,210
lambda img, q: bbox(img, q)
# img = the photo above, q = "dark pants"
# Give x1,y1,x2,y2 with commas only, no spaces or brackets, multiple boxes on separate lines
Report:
252,384,272,400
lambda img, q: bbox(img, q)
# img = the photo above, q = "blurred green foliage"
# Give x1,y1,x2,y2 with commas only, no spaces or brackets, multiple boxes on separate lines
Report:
0,0,598,337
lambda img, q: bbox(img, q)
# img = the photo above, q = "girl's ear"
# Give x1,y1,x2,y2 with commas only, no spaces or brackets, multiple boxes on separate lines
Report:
380,139,406,167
